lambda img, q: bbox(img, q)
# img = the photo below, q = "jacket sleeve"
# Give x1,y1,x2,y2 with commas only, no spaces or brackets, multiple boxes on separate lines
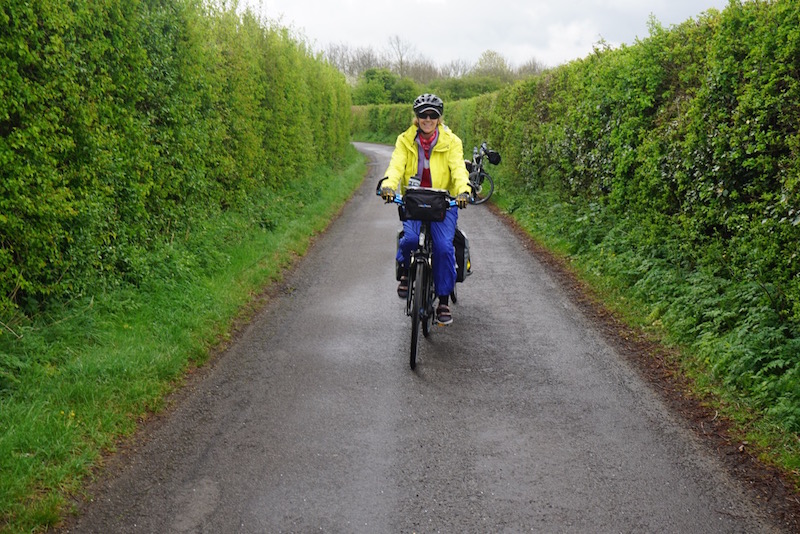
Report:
448,134,471,196
383,134,407,192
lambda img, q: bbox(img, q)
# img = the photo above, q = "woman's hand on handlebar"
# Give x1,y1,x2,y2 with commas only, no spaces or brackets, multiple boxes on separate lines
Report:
380,187,396,203
376,186,462,209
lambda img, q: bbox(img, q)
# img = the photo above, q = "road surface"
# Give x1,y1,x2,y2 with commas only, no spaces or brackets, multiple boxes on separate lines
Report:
63,142,782,533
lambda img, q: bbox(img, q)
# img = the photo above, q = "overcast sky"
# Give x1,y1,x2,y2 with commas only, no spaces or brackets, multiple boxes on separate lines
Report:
244,0,732,68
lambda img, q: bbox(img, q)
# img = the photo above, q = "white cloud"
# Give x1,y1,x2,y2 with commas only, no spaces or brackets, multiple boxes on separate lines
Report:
245,0,730,67
537,20,603,67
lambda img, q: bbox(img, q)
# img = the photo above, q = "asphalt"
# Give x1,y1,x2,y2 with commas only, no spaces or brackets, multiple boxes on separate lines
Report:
61,142,783,533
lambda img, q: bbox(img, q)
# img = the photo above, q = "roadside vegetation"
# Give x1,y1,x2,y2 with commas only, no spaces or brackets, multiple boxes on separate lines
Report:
0,0,357,531
354,0,800,484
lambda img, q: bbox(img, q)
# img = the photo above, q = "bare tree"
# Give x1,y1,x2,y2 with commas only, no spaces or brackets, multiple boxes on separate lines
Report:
515,57,546,79
349,45,389,78
323,42,352,75
386,35,415,78
405,57,440,85
322,41,524,91
321,42,390,82
440,59,472,79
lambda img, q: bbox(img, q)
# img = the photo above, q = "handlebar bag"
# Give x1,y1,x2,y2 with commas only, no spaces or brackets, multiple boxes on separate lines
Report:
399,187,449,222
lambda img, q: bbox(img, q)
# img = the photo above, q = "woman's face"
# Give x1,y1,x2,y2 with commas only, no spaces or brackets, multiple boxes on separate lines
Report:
417,111,440,136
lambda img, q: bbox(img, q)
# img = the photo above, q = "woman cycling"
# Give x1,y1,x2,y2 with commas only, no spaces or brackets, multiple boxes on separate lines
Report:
380,93,470,325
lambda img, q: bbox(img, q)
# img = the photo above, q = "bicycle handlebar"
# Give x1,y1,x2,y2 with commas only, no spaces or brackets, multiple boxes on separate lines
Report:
377,190,457,209
376,178,459,208
389,194,458,209
472,141,501,166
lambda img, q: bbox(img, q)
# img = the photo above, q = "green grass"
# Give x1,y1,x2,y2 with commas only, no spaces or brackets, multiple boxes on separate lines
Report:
491,179,800,489
0,146,367,533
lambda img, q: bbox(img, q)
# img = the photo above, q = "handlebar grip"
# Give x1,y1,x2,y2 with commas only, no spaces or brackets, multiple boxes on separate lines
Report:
376,177,389,196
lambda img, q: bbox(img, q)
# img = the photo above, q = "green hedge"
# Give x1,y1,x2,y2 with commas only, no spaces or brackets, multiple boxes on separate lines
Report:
352,0,800,432
0,0,351,319
350,103,414,144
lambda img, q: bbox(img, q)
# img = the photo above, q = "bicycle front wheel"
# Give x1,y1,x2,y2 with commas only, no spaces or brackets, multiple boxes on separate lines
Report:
470,172,494,204
421,264,434,338
410,261,425,369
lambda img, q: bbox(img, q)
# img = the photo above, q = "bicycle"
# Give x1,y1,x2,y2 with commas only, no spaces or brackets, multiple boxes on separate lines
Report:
465,142,501,205
377,183,460,369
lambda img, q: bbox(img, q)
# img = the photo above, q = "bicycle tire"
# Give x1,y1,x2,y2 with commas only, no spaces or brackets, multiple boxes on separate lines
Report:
405,261,415,317
470,172,494,204
421,264,434,338
410,260,425,369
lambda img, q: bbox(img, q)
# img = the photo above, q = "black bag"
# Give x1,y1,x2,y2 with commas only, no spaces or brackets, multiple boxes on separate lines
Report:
399,187,449,222
454,227,471,282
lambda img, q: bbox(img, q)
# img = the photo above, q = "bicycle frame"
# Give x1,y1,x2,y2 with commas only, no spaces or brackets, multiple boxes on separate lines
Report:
466,141,500,205
376,180,459,369
408,222,436,323
377,185,457,369
398,194,456,369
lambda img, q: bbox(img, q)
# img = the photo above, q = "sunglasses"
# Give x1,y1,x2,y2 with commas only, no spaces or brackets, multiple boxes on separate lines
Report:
416,111,440,120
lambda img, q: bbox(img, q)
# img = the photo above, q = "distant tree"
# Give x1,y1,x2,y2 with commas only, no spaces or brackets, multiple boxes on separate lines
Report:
349,46,389,78
405,57,440,85
324,42,351,73
323,42,357,83
387,35,415,78
471,50,513,82
440,59,472,79
427,75,506,101
327,44,389,82
351,68,418,105
391,76,419,104
322,42,515,100
351,67,393,104
515,57,546,79
352,78,390,105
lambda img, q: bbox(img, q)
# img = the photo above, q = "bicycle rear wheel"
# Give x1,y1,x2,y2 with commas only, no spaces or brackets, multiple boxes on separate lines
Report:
409,261,425,369
470,172,494,204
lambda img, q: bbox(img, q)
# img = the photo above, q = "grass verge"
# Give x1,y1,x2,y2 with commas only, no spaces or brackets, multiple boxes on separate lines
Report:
0,146,367,533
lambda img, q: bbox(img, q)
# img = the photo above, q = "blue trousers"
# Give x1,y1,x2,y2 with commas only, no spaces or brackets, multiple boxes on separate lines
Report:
396,208,458,297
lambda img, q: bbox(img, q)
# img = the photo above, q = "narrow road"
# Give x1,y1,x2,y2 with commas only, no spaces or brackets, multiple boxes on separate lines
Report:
64,142,781,533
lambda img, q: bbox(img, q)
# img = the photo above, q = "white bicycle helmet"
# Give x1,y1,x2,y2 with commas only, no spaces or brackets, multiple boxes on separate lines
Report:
413,93,444,117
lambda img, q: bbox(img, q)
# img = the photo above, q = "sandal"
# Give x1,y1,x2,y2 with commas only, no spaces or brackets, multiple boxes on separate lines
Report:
397,276,408,299
436,304,453,325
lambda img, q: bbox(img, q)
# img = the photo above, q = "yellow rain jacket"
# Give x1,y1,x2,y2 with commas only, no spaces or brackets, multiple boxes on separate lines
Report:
383,124,471,198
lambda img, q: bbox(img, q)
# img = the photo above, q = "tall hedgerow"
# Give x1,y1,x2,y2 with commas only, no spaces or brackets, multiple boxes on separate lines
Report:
502,0,800,430
0,0,350,320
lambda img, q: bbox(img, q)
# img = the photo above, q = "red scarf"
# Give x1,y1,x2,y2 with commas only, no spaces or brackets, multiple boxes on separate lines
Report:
417,129,438,188
418,129,437,157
